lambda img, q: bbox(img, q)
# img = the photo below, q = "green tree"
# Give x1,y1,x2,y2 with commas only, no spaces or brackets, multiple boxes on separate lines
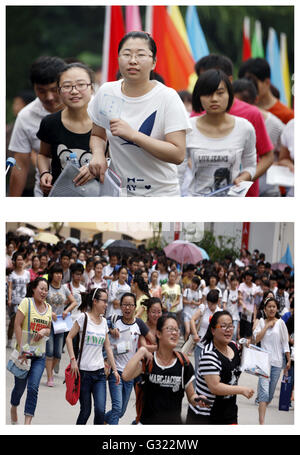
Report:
196,230,240,263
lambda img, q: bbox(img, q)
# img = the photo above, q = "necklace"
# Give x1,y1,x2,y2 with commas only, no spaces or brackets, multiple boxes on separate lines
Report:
156,351,174,366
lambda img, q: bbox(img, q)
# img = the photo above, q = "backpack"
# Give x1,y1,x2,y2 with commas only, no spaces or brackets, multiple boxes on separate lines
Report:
134,350,190,423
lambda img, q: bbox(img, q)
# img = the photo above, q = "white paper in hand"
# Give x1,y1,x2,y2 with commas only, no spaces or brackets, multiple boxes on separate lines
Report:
98,95,125,130
266,165,294,187
227,181,253,197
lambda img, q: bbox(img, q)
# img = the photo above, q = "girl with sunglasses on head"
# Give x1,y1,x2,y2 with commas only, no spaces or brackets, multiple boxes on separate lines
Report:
253,297,290,425
66,288,120,425
37,62,95,195
187,310,254,425
86,31,191,197
122,313,206,424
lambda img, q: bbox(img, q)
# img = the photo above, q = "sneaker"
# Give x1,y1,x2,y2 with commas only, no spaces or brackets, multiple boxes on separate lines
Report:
47,377,54,387
54,361,60,374
6,339,12,349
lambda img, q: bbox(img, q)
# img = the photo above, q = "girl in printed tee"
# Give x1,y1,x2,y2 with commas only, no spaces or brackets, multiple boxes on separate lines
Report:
122,313,205,424
186,69,256,196
87,31,191,197
187,310,254,425
10,277,52,425
66,288,120,425
37,62,95,195
7,252,30,348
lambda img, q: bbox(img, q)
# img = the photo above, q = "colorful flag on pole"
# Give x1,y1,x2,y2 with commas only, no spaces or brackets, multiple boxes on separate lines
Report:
280,244,293,268
125,6,142,33
168,5,192,53
101,6,125,84
251,20,264,58
242,17,252,61
185,5,209,62
280,33,291,107
146,6,195,91
266,27,286,105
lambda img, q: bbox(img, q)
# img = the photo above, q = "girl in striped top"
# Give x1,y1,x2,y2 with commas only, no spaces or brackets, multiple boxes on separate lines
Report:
187,310,254,424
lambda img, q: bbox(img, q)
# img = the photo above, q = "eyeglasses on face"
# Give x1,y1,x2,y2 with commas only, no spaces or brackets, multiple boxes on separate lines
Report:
118,52,153,62
215,323,234,331
163,326,179,334
59,82,92,93
121,303,135,308
96,298,108,304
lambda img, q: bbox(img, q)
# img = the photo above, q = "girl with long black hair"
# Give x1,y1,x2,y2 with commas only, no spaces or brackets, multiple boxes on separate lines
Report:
66,288,120,424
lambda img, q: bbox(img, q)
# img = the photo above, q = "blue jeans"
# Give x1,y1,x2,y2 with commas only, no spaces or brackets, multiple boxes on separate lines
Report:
10,355,45,417
105,370,134,424
46,325,64,359
258,365,282,403
77,369,106,425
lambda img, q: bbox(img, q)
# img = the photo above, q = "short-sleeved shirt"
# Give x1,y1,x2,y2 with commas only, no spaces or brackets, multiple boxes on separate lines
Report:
107,280,131,318
190,341,241,424
186,116,257,196
229,98,274,197
8,270,30,307
64,282,86,322
140,352,195,424
281,119,294,161
268,100,294,125
88,80,192,196
222,288,240,321
46,283,71,316
161,283,181,312
18,297,52,333
37,110,92,184
8,97,51,196
238,282,259,314
107,316,149,372
76,312,108,371
17,297,52,354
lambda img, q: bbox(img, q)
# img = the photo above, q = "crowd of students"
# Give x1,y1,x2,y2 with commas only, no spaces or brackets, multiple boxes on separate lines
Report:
6,231,294,425
7,31,294,197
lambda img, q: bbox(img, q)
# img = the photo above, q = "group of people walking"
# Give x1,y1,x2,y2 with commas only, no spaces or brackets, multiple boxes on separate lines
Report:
6,232,294,425
7,31,294,198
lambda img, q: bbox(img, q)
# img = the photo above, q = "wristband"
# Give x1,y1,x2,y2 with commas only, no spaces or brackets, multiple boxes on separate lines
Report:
40,171,52,179
70,357,75,361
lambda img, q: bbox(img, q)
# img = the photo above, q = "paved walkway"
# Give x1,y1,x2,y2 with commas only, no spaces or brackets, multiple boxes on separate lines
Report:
5,339,294,427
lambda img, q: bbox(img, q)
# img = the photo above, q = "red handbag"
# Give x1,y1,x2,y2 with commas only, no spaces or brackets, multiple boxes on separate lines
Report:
65,313,87,406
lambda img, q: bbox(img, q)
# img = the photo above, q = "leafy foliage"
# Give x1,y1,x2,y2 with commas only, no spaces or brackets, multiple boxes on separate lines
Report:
6,5,293,122
196,230,240,263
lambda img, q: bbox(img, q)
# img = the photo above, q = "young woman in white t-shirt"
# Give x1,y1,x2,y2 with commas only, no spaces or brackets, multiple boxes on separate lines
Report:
86,31,191,197
253,297,290,425
66,288,120,425
7,252,30,348
107,266,131,318
187,69,256,196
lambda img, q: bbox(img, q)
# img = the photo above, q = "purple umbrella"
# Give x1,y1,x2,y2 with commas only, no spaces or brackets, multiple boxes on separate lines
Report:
271,262,289,272
163,240,203,265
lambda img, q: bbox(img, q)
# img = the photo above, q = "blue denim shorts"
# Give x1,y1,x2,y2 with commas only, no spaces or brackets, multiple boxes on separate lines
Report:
45,325,64,359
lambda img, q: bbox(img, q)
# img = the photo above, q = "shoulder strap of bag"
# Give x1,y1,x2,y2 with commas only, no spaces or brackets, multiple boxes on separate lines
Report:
67,282,73,294
77,313,88,369
27,298,31,343
174,350,190,389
